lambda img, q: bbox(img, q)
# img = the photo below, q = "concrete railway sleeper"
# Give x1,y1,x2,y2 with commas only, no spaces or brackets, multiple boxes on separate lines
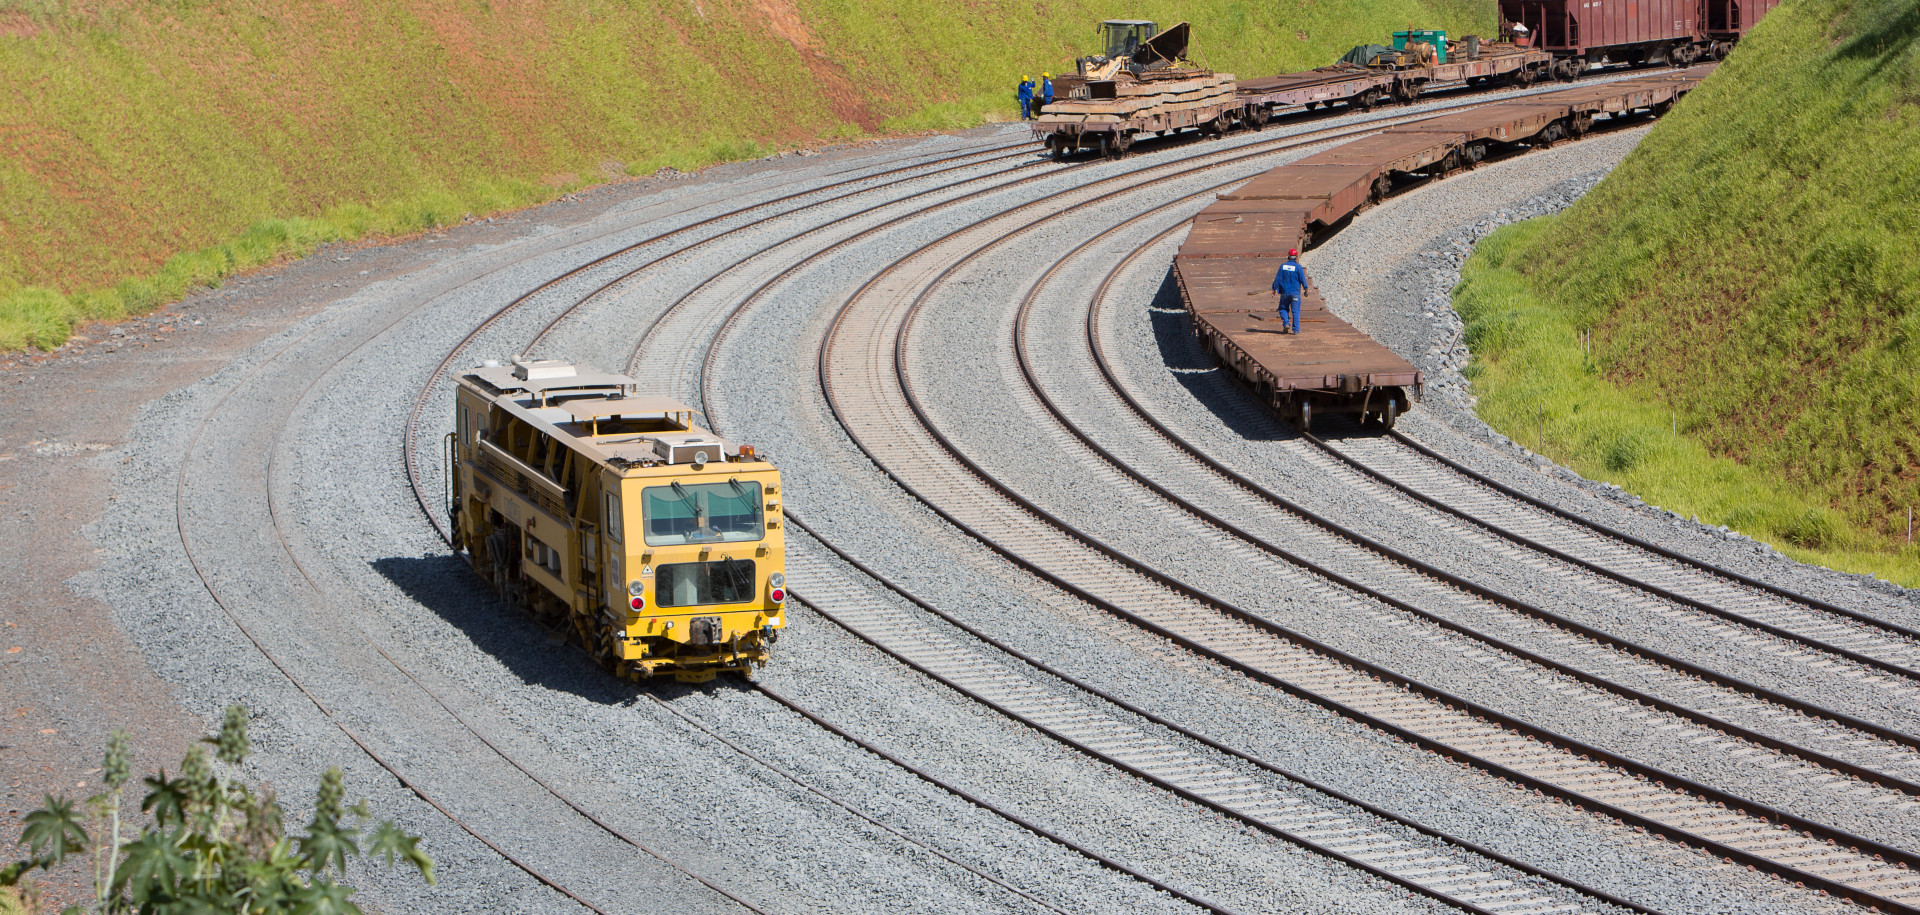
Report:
1307,427,1920,685
182,325,768,914
1067,231,1920,794
772,517,1643,915
809,117,1920,914
404,135,1040,542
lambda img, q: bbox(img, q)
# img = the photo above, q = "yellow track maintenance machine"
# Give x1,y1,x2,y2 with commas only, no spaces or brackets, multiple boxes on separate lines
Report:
1035,21,1239,157
449,359,786,682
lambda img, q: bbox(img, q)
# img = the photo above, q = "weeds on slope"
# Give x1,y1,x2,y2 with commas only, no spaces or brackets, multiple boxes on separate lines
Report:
1451,0,1920,586
1456,219,1919,587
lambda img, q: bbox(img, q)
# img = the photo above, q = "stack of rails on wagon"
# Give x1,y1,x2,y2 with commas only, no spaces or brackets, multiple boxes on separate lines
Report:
1235,31,1553,125
449,359,787,683
1172,69,1713,431
1035,22,1557,157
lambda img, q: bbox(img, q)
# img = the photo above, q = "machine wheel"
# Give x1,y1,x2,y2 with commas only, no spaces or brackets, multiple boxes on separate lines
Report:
1463,141,1488,168
1299,400,1312,432
1537,121,1566,149
1305,100,1319,111
1250,105,1271,128
1383,398,1400,430
1114,130,1134,155
1096,134,1113,158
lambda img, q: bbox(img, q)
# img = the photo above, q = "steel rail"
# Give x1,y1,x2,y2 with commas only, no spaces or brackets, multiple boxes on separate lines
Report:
811,113,1920,913
170,138,989,912
771,513,1651,915
667,110,1619,915
402,136,1038,540
172,325,632,915
640,693,1087,915
781,117,1686,913
615,106,1503,385
1382,430,1920,641
745,678,1250,915
1304,425,1920,675
385,106,1470,915
1048,226,1920,787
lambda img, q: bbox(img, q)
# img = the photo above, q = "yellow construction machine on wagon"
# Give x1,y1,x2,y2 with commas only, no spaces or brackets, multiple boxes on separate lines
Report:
448,359,786,682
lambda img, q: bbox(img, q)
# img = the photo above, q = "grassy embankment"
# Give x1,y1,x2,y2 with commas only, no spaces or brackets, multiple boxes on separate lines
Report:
1,0,1487,351
1453,0,1920,584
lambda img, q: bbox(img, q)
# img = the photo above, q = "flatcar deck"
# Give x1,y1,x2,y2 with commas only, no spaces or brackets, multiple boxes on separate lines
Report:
1173,67,1715,428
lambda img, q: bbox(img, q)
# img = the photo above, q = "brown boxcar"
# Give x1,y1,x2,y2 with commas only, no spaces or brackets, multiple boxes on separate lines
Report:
1500,0,1773,71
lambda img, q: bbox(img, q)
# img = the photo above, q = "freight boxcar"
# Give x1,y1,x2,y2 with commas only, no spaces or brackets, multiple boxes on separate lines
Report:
450,359,787,682
1499,0,1773,76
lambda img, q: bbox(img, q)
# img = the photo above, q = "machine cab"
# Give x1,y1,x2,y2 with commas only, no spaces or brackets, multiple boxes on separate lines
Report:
1100,20,1158,60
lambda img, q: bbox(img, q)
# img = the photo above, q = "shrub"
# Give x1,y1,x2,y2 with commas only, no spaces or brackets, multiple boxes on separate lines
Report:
1,706,433,915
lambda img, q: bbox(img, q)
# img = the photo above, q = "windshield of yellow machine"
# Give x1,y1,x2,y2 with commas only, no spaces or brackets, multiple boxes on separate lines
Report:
642,479,763,545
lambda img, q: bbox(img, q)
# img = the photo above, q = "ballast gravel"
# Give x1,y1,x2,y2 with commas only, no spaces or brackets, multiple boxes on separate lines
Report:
701,118,1824,913
69,71,1893,915
897,127,1920,853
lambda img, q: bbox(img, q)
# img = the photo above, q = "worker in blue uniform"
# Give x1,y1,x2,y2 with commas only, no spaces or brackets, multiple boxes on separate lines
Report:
1040,72,1055,110
1018,76,1036,120
1272,248,1307,334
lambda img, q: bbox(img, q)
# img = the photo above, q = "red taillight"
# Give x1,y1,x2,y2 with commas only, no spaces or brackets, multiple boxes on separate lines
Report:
630,595,645,610
770,588,786,604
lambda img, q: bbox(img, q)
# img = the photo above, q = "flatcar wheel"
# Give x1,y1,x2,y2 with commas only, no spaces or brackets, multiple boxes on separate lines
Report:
1299,401,1312,432
1114,131,1133,155
1383,398,1399,429
1097,134,1112,158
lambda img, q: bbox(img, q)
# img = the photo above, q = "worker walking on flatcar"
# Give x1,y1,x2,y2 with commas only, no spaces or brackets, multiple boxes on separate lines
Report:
1272,249,1308,334
1018,76,1036,120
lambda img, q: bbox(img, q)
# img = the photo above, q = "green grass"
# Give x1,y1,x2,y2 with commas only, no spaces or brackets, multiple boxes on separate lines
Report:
1453,0,1920,585
0,0,1491,351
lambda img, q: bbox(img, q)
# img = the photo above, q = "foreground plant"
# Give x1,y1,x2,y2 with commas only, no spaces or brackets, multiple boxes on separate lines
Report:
2,706,433,914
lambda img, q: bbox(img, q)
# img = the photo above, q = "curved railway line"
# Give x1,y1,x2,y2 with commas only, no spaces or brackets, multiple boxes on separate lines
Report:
171,138,1152,914
1308,426,1920,678
386,85,1704,914
799,119,1920,912
131,63,1919,915
379,102,1494,912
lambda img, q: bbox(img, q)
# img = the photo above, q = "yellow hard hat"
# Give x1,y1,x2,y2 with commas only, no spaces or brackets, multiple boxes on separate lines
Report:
1043,71,1051,78
1024,75,1032,81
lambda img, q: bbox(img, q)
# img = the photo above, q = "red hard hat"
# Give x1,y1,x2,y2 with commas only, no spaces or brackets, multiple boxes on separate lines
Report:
1288,248,1299,256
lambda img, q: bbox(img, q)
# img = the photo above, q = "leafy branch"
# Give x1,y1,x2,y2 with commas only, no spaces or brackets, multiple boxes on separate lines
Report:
3,706,433,915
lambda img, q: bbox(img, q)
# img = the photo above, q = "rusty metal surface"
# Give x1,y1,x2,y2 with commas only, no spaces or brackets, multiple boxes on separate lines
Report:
1175,259,1422,392
1176,207,1315,259
1293,132,1459,174
1168,69,1718,400
1391,103,1569,142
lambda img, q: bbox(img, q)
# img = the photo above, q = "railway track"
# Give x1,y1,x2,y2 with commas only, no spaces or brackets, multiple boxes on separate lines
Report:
806,121,1920,913
659,111,1659,915
168,136,1103,914
387,113,1443,911
1306,426,1920,684
1050,230,1920,794
630,98,1629,914
384,98,1559,914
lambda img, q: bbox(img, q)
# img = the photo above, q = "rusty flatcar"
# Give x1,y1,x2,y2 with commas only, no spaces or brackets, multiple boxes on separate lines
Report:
1173,70,1712,429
